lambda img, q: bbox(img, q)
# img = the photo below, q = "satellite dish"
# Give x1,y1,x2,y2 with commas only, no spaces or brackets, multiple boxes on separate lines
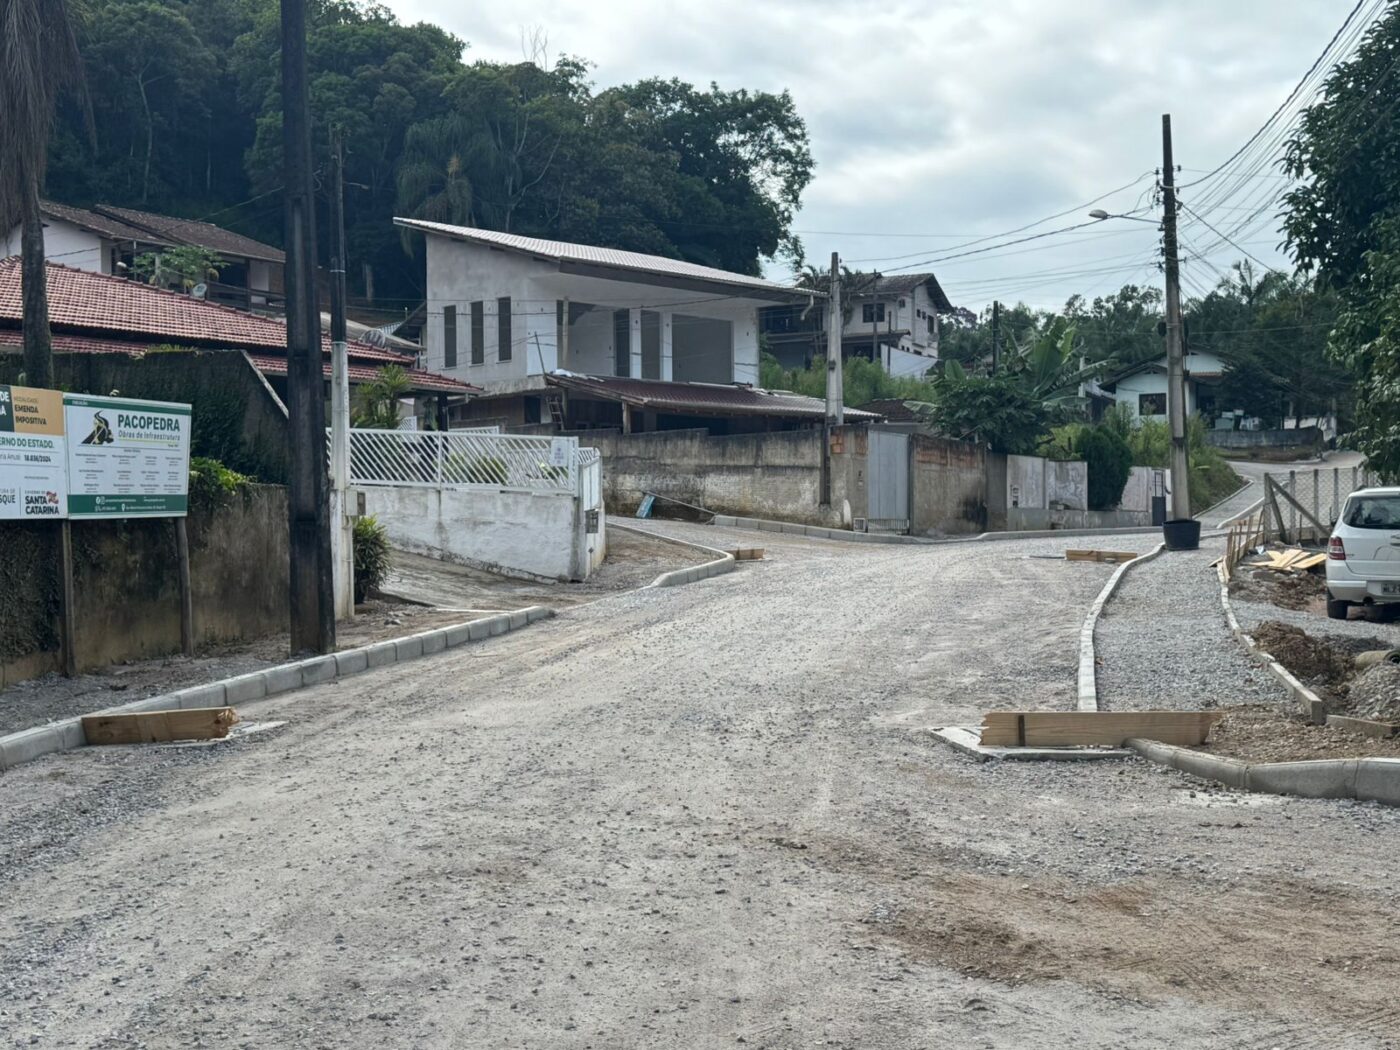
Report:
191,283,208,299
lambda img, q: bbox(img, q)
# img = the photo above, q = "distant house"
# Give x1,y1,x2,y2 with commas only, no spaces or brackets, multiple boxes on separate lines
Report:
393,218,855,433
1098,349,1226,424
2,201,285,312
0,259,470,410
760,272,954,379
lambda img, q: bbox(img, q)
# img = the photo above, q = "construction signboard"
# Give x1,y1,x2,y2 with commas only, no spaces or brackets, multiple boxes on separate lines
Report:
64,394,191,518
0,385,68,520
0,385,190,521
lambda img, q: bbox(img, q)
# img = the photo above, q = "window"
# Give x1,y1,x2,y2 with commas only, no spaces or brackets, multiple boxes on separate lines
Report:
497,296,512,361
1344,495,1400,530
470,301,484,364
1139,392,1167,416
927,315,936,337
861,302,886,324
613,310,631,377
442,305,457,368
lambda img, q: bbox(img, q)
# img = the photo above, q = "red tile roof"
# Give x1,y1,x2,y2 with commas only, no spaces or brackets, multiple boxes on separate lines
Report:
0,258,410,362
93,204,285,264
0,330,146,355
245,354,471,393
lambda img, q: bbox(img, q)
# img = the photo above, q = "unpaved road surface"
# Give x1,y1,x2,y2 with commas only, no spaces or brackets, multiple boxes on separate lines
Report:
4,525,1400,1049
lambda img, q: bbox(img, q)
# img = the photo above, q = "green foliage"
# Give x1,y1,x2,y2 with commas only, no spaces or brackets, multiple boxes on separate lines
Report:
187,455,252,511
352,514,391,604
1076,426,1133,511
907,372,1049,455
1037,423,1085,462
352,365,411,429
132,246,223,292
1124,417,1241,515
759,353,936,407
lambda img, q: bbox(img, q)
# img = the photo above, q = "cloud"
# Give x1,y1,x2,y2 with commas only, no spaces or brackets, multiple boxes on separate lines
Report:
388,0,1351,308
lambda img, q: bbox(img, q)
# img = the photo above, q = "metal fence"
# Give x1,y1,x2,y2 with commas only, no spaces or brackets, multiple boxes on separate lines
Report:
343,428,580,492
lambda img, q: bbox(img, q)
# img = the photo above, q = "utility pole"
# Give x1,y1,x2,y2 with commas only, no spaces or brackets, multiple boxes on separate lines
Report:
282,0,335,653
990,300,1001,374
1161,113,1191,521
825,252,843,425
328,127,354,621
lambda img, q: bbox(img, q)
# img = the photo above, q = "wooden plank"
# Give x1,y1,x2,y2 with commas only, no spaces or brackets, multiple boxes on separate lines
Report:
980,710,1223,748
1326,714,1400,740
1291,553,1327,571
728,548,765,561
1064,550,1138,563
82,708,239,746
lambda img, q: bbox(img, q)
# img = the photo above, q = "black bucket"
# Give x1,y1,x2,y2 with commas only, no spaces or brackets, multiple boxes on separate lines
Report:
1162,518,1201,551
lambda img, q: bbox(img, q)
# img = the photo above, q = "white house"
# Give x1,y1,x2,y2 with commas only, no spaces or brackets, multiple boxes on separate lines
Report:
760,272,953,379
395,218,835,433
841,273,952,377
3,200,284,311
1099,348,1226,424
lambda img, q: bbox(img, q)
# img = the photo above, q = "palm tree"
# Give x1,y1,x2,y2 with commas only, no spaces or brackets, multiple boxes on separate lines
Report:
0,0,87,389
395,114,481,241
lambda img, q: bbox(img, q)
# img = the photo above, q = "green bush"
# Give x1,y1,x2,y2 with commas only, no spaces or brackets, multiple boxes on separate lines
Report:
353,515,392,604
1123,416,1243,515
188,456,253,511
1076,426,1134,511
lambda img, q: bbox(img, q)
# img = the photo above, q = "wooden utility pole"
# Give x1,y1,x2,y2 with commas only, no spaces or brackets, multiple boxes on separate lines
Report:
990,300,1001,374
282,0,335,653
1161,114,1191,521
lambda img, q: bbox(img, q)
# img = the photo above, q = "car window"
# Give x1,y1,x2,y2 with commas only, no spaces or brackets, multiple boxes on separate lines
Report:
1344,495,1400,529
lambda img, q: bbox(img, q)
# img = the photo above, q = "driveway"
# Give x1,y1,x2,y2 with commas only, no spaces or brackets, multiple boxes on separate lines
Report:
3,525,1398,1048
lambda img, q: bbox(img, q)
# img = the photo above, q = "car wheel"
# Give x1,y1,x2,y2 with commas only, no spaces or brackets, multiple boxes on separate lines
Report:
1326,595,1349,620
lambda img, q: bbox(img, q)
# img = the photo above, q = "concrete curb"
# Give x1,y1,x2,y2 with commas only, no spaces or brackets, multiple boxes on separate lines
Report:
932,726,1133,763
0,605,556,775
609,522,738,588
1126,738,1400,806
1077,543,1167,712
1216,559,1329,719
709,513,1163,546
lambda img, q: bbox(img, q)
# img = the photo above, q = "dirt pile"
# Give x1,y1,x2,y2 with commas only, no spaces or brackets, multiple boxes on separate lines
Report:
1202,704,1400,761
1343,662,1400,722
1230,565,1325,611
1251,620,1353,689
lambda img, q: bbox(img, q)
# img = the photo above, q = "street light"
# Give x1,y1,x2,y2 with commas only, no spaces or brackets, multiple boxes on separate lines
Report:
1088,209,1157,224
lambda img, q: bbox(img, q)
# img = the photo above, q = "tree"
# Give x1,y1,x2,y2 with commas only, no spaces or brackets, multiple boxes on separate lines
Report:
1282,5,1399,472
353,364,411,428
1076,426,1133,511
908,370,1050,454
131,245,223,292
1064,284,1163,369
0,0,87,389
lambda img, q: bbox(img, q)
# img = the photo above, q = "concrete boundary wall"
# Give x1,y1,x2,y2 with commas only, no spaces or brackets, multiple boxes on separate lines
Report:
0,606,555,773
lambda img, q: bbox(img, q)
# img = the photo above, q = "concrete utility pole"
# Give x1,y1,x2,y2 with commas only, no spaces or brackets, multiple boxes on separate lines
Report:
328,127,354,621
1161,114,1191,520
990,300,1001,374
282,0,335,653
826,252,843,425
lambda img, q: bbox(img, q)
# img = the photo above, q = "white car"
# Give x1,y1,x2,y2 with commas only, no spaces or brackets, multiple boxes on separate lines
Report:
1326,486,1400,619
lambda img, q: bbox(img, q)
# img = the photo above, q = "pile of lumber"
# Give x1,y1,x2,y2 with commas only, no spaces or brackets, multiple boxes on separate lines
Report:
1251,548,1327,573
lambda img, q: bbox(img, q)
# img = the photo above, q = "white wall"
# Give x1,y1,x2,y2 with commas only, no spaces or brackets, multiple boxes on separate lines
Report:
5,219,107,273
362,484,604,582
1113,371,1204,421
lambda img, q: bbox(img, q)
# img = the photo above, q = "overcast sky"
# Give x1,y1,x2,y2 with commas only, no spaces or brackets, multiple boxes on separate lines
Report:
387,0,1347,312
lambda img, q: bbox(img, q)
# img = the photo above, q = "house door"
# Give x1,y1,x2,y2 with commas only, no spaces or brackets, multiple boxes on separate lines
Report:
867,429,910,532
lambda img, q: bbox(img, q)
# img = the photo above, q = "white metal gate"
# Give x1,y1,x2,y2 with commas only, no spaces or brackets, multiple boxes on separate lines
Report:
867,429,909,532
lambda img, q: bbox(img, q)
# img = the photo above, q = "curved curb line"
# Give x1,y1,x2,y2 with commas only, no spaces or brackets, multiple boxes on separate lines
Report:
1077,543,1167,712
708,513,1164,546
610,522,737,588
0,605,556,775
1127,738,1400,807
1216,560,1328,719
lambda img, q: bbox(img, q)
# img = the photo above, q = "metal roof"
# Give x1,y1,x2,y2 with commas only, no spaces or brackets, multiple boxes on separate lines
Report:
546,373,882,421
394,218,819,302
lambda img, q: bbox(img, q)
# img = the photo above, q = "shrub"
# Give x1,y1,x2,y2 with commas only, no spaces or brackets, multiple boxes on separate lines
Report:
1076,426,1133,511
188,456,253,511
353,515,392,603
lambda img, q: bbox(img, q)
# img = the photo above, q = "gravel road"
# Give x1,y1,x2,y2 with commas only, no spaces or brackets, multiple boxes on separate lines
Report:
4,526,1400,1049
1096,539,1292,711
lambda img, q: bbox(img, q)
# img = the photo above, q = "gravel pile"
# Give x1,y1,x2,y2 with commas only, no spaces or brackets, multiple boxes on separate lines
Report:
1096,542,1289,710
1344,662,1400,721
